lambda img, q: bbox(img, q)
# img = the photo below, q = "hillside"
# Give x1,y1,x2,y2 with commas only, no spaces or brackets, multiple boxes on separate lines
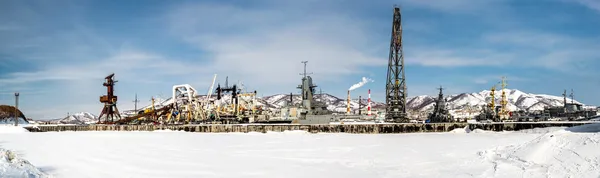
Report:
47,112,98,124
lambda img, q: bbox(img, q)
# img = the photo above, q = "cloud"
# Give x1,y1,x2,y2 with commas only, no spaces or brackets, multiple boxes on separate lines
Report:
166,1,387,88
397,0,507,13
406,48,515,67
482,31,600,73
0,49,201,84
470,75,530,85
570,0,600,12
404,30,600,75
408,84,475,97
2,0,600,119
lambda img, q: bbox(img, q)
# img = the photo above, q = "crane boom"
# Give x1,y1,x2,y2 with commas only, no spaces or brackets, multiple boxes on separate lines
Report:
207,74,217,98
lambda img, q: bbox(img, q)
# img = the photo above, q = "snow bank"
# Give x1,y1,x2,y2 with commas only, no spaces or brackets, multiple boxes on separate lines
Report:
0,125,30,133
153,129,184,132
470,129,489,133
0,117,30,125
478,123,600,177
266,130,308,134
513,127,566,134
449,126,472,133
449,126,490,133
566,123,600,132
0,148,50,177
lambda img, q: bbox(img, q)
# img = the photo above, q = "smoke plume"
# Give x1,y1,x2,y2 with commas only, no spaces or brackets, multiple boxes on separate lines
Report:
348,77,374,91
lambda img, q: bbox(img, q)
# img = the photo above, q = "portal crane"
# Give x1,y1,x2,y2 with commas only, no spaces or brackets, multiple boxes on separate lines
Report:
498,76,510,121
385,6,408,122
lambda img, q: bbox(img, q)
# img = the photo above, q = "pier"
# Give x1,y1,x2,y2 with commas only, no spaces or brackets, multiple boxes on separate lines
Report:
23,121,599,134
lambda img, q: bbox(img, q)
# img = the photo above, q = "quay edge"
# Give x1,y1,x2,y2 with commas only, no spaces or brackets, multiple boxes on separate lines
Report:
22,122,599,134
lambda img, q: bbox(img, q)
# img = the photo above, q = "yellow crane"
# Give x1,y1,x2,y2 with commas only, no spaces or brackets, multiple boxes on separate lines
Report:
489,84,497,113
499,76,509,120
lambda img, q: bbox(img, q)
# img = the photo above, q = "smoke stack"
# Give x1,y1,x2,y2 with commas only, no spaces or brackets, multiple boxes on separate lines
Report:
290,92,293,106
358,96,362,115
368,89,371,116
347,90,351,114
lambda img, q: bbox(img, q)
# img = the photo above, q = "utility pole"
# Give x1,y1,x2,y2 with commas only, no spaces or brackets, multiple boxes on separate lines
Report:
133,93,140,113
14,92,19,126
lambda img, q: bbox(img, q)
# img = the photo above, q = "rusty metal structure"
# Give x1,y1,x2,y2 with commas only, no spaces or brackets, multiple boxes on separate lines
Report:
385,6,408,122
98,73,122,123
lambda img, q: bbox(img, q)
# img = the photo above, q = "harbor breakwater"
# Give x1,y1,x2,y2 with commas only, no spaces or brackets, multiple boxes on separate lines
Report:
23,121,598,134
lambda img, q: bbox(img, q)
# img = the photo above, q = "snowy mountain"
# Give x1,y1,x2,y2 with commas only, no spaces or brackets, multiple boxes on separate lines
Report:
408,89,589,118
130,88,590,118
48,112,98,124
443,89,582,111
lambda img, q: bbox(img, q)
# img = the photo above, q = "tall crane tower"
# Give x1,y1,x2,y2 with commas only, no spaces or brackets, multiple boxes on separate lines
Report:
98,73,122,123
499,76,509,120
385,6,408,123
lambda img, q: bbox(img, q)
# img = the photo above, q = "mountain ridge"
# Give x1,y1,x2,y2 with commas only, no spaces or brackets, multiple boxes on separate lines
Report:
49,88,595,122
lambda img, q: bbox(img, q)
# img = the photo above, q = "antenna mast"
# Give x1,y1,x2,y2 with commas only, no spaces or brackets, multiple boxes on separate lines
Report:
300,61,313,78
570,89,574,104
133,93,140,113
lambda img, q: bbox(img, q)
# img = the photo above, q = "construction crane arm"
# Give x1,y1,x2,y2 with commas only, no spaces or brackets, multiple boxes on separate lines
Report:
207,74,217,99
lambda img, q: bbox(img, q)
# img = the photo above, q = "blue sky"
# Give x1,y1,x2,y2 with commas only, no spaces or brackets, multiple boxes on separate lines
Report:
0,0,599,120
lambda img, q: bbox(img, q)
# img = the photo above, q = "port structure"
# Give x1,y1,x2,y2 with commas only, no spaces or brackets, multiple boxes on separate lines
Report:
98,73,122,123
498,76,510,120
385,6,408,123
215,76,240,118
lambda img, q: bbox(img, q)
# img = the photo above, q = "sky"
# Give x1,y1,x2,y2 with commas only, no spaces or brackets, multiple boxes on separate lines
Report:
0,0,599,120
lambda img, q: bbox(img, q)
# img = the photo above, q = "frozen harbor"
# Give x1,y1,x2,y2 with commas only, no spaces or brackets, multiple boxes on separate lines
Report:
0,125,599,178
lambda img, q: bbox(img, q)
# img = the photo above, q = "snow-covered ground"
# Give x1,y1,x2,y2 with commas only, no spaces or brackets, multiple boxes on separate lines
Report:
0,124,599,178
0,126,50,177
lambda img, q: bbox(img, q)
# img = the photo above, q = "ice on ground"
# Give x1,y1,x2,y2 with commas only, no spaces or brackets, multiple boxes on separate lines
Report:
478,123,600,178
0,129,541,178
0,125,30,133
0,148,50,178
0,124,599,177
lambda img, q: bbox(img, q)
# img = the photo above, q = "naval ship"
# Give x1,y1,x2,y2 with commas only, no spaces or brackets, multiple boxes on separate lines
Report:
267,62,364,124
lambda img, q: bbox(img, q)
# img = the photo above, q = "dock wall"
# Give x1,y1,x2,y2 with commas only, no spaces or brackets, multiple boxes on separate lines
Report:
24,122,598,134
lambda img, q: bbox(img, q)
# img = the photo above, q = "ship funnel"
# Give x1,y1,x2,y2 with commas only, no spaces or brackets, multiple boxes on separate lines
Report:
347,90,351,114
368,89,372,116
358,96,362,115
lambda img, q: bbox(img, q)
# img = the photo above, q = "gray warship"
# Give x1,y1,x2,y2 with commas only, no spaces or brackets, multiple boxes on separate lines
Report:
269,61,358,124
426,86,453,123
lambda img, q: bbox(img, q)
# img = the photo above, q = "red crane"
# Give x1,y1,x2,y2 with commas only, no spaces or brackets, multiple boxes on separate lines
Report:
98,73,122,124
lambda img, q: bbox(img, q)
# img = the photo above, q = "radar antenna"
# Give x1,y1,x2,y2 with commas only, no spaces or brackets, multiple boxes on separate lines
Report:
300,61,313,78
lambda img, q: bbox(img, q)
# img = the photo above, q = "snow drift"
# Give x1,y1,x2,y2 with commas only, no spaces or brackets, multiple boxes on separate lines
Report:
0,125,30,133
478,123,600,177
0,148,50,177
